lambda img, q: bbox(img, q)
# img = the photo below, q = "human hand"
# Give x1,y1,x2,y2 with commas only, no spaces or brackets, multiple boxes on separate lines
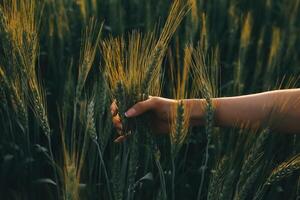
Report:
111,96,206,143
111,96,177,142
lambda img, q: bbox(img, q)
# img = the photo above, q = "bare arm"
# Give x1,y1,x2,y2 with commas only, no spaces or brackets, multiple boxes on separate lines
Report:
111,89,300,142
191,89,300,133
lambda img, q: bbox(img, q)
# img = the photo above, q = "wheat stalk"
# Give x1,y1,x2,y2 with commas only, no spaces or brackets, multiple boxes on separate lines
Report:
197,96,214,200
76,19,102,101
112,154,123,200
237,166,262,200
0,66,9,108
266,155,300,185
65,159,80,200
127,134,139,198
142,0,191,95
234,129,270,199
207,157,228,200
219,169,236,200
87,97,113,200
254,155,300,200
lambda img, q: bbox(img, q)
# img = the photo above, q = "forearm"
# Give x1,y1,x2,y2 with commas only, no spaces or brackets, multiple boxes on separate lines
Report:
189,89,300,133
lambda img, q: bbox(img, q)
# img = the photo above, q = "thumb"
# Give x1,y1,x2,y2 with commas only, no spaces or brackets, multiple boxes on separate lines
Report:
125,98,155,118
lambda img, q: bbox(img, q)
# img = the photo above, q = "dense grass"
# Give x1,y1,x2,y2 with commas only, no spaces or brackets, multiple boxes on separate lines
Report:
0,0,300,199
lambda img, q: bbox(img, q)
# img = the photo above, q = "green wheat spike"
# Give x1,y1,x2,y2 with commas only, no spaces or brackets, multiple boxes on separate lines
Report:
115,81,129,133
141,44,163,95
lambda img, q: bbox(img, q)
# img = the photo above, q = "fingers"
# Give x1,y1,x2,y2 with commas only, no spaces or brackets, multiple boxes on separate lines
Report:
110,100,118,116
114,135,128,143
125,97,156,118
112,114,122,130
112,114,127,143
111,100,127,143
111,97,158,143
111,100,122,131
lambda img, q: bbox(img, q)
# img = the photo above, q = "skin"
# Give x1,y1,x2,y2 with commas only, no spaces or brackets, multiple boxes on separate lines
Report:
111,89,300,143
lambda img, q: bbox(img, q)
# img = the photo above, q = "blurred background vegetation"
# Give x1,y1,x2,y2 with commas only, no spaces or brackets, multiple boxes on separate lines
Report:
0,0,299,199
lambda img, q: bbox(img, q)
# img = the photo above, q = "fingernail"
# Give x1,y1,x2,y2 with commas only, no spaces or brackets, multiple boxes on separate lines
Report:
125,108,136,117
114,137,121,143
114,136,125,143
114,138,120,143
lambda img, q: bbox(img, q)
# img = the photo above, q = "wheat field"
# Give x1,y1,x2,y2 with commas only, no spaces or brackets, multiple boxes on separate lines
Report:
0,0,299,199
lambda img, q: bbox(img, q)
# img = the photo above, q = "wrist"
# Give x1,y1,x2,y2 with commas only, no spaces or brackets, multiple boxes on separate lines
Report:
184,98,219,127
184,99,207,126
